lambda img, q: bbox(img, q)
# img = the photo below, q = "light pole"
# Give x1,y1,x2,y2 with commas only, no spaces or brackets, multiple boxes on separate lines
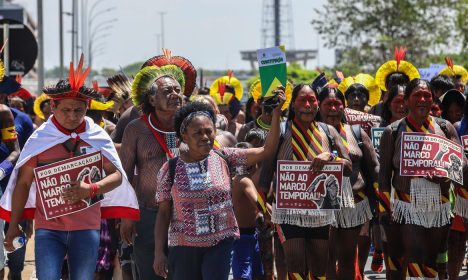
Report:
88,33,110,71
59,0,64,78
37,0,44,91
158,11,166,48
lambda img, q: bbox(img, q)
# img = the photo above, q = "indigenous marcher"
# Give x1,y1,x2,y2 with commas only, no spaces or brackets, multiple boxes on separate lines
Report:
381,85,407,127
370,47,420,117
232,141,264,280
86,81,117,135
430,75,455,99
0,55,139,280
108,73,139,152
237,79,292,142
8,96,25,112
210,71,244,138
238,79,293,280
119,49,196,280
379,78,463,279
106,73,134,119
338,74,382,274
430,99,443,119
450,97,468,279
259,77,352,279
245,96,261,124
339,74,381,113
317,86,378,279
440,89,465,124
33,93,52,126
0,74,21,280
153,90,285,279
0,70,34,280
83,93,121,280
438,57,468,94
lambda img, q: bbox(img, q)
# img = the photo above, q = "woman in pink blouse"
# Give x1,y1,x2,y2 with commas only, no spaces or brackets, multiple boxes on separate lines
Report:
153,91,285,280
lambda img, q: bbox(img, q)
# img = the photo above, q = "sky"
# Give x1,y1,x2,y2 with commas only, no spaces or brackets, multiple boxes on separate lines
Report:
14,0,334,71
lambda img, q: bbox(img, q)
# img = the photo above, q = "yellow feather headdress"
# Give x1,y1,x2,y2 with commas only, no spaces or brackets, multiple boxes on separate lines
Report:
249,79,293,111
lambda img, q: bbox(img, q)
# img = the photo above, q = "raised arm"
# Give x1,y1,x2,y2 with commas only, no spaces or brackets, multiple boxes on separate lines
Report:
245,91,285,167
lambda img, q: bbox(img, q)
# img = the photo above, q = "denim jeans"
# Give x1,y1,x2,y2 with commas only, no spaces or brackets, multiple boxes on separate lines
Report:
35,229,100,280
168,238,234,280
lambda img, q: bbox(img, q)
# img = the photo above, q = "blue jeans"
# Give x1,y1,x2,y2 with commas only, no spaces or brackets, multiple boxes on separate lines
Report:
35,229,100,280
168,238,234,280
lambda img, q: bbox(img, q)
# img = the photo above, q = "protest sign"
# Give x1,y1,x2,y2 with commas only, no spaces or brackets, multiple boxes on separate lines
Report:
33,151,103,220
257,46,287,97
344,108,381,134
400,132,463,184
371,127,385,151
460,135,468,155
276,160,343,210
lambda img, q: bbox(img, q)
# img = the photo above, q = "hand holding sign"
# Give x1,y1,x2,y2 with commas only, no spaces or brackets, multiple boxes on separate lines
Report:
310,152,334,171
270,86,286,114
62,180,92,204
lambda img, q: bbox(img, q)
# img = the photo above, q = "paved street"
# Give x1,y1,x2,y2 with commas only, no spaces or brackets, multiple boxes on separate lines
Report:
9,236,468,279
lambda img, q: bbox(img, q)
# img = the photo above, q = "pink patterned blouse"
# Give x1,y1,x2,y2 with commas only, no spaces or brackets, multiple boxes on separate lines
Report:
155,148,248,247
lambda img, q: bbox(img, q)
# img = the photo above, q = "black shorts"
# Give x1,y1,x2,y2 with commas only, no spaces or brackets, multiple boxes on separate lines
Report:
277,224,330,241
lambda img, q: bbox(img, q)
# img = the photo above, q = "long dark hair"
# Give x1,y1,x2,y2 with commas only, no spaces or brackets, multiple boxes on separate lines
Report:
386,72,410,90
344,84,369,102
382,85,405,125
315,86,346,123
288,83,313,121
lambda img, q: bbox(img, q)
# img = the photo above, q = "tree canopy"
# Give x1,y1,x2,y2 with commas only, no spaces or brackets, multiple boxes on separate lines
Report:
312,0,466,72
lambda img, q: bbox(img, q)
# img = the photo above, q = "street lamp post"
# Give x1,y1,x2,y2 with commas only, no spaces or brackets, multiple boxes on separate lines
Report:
158,11,166,49
59,0,64,78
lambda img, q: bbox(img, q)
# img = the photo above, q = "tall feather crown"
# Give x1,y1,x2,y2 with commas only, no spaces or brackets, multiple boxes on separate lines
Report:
142,48,196,97
43,54,104,101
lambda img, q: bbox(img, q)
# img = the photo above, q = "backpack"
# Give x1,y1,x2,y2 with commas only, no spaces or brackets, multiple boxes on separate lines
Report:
391,117,449,142
317,122,338,155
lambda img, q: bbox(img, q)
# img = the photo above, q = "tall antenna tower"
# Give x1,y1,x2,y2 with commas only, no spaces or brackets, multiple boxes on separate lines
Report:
260,0,295,49
241,0,316,70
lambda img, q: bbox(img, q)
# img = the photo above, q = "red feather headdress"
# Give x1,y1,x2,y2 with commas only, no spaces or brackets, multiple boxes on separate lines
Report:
142,48,197,97
43,54,103,102
394,47,407,72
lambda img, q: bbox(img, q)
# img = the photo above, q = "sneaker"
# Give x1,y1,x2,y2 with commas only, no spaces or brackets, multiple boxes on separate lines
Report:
371,251,384,273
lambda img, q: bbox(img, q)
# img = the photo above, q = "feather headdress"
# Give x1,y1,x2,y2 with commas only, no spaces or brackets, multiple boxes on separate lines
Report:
131,65,185,107
142,48,196,97
33,93,51,120
43,54,104,102
310,72,328,93
438,57,468,84
249,78,293,111
209,70,244,105
338,73,381,107
375,47,420,91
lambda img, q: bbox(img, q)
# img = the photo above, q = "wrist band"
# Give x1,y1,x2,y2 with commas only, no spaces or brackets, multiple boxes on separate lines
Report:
89,183,99,198
0,160,14,178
